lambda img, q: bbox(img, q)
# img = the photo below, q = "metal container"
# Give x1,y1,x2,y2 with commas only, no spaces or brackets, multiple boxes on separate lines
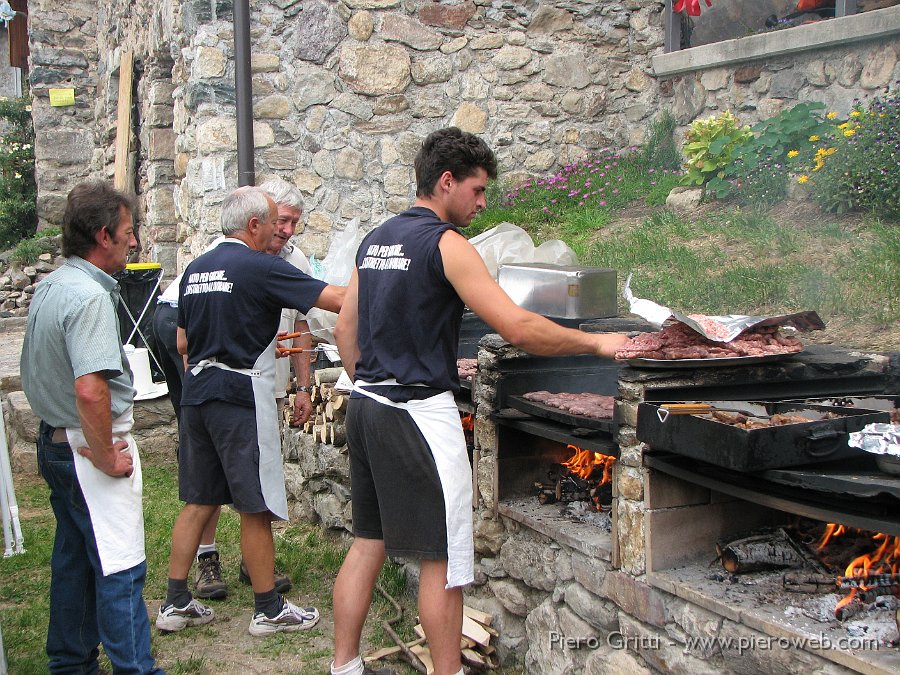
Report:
636,400,891,472
498,264,617,319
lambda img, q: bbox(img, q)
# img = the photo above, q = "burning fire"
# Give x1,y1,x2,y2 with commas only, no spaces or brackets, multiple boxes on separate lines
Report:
460,414,474,432
817,524,900,618
563,444,615,484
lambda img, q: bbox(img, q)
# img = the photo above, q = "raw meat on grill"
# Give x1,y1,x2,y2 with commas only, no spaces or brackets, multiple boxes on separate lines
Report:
710,410,810,429
457,358,478,381
615,321,803,360
522,391,616,419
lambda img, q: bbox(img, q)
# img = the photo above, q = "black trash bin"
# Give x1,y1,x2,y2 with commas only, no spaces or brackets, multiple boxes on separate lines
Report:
113,263,164,381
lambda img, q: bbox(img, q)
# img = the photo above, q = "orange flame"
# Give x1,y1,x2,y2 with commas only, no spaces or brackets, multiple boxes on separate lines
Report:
460,414,474,432
562,444,616,483
817,522,847,551
820,526,900,616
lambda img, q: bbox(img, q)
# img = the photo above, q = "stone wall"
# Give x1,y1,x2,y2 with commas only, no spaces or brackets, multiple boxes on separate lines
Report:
26,2,900,277
27,0,182,272
169,0,667,266
661,33,900,128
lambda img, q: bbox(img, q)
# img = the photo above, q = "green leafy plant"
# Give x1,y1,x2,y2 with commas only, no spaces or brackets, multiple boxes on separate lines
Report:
680,111,753,194
10,237,41,265
0,94,37,248
797,86,900,219
727,102,830,206
641,110,682,172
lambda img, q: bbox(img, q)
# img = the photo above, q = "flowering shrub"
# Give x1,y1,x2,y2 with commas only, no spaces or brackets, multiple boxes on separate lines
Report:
726,102,831,206
0,95,37,248
501,148,681,220
793,85,900,219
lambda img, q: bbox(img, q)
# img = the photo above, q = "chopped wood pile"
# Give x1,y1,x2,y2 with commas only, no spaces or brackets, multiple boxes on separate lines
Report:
365,605,500,673
285,367,347,445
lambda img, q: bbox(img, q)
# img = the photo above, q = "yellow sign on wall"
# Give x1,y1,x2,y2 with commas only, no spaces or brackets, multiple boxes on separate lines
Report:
49,88,76,107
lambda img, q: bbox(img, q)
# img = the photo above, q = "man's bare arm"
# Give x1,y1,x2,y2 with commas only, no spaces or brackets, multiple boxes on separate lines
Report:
440,231,628,359
74,372,133,477
176,326,189,371
314,284,346,314
291,318,314,426
334,268,360,380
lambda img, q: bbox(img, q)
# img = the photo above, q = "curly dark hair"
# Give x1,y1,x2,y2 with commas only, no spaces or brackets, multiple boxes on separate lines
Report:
414,127,498,197
62,181,135,259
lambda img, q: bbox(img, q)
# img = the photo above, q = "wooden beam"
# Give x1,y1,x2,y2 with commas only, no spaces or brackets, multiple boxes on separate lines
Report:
113,50,134,192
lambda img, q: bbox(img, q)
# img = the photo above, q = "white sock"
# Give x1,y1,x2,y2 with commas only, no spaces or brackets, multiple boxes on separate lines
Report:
329,655,363,675
196,543,217,561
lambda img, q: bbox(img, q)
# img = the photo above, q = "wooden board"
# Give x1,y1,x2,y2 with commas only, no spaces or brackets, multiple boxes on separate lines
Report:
113,50,134,191
463,605,494,627
461,615,492,647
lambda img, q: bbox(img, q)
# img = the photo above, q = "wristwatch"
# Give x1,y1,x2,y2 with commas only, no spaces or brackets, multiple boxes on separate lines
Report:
296,385,311,394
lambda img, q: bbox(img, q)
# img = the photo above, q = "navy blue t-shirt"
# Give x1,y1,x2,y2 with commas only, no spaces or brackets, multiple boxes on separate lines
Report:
354,207,464,394
178,240,327,406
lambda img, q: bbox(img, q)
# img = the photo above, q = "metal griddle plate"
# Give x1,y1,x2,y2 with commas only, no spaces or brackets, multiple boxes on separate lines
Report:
626,352,802,369
760,460,900,500
507,395,616,433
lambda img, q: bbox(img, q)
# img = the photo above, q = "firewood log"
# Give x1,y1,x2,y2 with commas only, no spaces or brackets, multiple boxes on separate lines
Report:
329,424,346,447
716,529,808,574
314,367,344,386
782,574,836,594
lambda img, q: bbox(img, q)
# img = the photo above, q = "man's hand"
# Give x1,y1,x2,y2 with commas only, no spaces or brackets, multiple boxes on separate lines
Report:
291,391,313,426
595,333,631,359
77,440,134,478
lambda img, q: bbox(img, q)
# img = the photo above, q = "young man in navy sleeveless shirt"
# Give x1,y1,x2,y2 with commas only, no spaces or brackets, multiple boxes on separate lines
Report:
331,128,629,675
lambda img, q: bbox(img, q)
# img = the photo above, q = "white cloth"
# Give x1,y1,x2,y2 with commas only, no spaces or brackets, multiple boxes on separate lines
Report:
275,242,313,398
352,381,473,589
67,407,145,576
190,345,287,520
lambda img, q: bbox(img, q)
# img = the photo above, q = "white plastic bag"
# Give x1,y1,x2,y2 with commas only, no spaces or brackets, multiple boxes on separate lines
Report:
469,222,576,278
321,217,361,286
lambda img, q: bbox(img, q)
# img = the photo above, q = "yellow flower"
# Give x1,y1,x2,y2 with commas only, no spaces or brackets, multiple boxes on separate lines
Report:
838,122,849,129
826,112,838,119
809,135,820,142
825,147,836,156
850,111,861,117
787,150,799,158
843,129,856,137
798,175,809,184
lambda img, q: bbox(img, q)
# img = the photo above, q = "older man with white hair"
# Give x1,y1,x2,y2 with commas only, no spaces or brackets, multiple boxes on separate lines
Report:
259,177,344,428
158,186,343,636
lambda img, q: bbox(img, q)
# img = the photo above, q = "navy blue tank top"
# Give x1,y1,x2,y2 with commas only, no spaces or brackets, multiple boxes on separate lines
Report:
354,207,464,393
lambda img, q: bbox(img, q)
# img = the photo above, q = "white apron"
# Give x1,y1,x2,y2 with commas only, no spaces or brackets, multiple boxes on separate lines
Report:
353,380,474,589
190,340,287,520
67,407,145,576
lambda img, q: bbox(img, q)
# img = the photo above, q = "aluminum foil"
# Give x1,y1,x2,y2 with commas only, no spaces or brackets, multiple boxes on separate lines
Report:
848,423,900,457
623,274,826,343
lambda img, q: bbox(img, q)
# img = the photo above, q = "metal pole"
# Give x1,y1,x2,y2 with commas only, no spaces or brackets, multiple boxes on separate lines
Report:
234,0,255,187
836,1,858,17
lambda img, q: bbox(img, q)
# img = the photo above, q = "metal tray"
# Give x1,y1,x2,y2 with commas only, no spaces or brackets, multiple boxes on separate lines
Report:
636,400,890,472
506,395,616,433
625,352,800,369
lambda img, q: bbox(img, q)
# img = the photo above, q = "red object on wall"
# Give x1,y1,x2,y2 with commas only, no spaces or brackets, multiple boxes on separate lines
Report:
796,0,833,9
673,0,713,16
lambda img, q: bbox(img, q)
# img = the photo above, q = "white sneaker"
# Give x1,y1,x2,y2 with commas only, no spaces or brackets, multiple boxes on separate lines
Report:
248,598,320,636
156,598,215,632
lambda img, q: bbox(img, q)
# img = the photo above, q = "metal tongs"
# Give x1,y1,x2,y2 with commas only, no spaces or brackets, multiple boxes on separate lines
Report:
656,403,772,423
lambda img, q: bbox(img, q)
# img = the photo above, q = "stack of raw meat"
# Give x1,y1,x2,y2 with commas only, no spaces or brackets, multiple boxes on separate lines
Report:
522,391,616,419
457,358,478,381
615,321,803,360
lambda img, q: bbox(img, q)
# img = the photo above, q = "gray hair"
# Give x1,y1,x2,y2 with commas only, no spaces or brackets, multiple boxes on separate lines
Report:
220,186,273,235
258,177,304,211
